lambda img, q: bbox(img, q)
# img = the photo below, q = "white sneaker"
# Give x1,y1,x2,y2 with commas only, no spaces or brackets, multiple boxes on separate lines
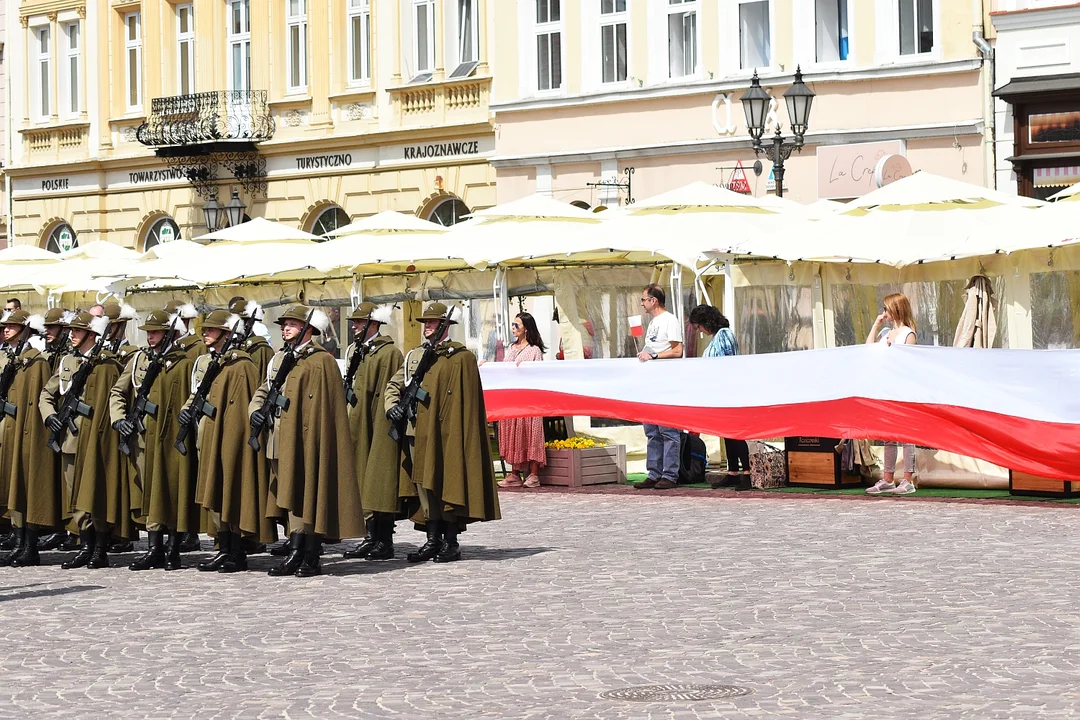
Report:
885,480,916,495
866,480,896,495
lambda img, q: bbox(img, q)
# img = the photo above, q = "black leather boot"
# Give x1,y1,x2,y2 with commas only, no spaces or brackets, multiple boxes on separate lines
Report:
109,529,135,553
407,520,443,563
129,530,166,571
62,529,96,570
11,527,41,567
88,530,111,569
434,522,461,563
179,532,201,553
61,532,80,551
342,517,376,559
295,533,322,577
37,530,67,551
0,527,26,567
366,514,395,561
0,530,12,551
198,531,231,572
270,532,296,556
164,531,184,570
219,533,248,573
268,533,304,576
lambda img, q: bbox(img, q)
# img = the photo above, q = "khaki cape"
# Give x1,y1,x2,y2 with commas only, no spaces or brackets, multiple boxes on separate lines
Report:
193,350,278,542
250,344,364,539
1,348,62,528
346,336,412,514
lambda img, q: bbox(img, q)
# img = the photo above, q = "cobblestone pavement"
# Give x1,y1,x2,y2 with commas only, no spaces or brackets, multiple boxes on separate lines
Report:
2,492,1080,719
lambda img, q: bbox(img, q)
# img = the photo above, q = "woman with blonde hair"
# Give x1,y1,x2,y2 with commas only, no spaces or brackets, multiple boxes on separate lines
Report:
865,292,918,496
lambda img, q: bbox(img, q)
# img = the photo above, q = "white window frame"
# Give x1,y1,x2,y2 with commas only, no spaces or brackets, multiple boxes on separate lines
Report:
286,0,308,92
227,0,252,93
177,4,195,95
600,0,628,85
60,21,80,118
458,0,478,65
347,0,372,86
536,0,563,92
738,0,771,71
124,12,142,111
896,0,936,58
667,0,699,80
413,0,436,77
32,24,51,121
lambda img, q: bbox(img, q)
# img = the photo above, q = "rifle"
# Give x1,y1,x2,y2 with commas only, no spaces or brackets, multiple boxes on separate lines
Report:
387,312,454,443
174,322,246,456
343,318,374,407
46,335,106,453
247,310,314,451
0,331,36,420
117,334,178,457
46,327,71,372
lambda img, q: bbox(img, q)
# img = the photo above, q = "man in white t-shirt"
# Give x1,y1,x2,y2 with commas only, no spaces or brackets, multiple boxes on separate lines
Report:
634,284,684,490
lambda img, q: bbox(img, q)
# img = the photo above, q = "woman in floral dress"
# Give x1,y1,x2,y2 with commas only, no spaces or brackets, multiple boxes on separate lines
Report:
497,312,547,488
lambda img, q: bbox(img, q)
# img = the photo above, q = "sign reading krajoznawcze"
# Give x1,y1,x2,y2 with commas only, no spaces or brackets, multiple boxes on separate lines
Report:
817,140,906,199
383,136,495,165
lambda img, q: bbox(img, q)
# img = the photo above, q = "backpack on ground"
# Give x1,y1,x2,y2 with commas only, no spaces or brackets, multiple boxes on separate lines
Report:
678,433,707,485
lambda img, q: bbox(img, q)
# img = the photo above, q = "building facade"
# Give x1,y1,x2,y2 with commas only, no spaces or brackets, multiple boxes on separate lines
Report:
8,0,497,253
991,0,1080,199
491,0,995,207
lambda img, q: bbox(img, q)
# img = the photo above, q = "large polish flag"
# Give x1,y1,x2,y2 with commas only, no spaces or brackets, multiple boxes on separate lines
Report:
479,344,1080,481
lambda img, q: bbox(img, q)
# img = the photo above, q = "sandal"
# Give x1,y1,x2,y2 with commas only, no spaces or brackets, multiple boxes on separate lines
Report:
523,474,541,489
498,472,523,488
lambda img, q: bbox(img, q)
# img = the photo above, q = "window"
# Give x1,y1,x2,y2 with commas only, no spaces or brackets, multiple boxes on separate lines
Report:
287,0,308,90
228,0,251,92
125,12,142,110
739,1,770,70
452,0,479,78
413,0,436,80
667,0,697,79
601,0,627,84
816,0,848,62
33,26,50,119
311,206,349,236
144,217,181,251
899,0,933,56
61,22,80,117
536,0,562,91
177,4,195,94
428,198,470,226
45,224,78,254
347,0,372,85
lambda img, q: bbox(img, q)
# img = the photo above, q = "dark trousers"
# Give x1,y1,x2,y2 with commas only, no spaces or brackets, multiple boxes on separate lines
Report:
724,438,750,472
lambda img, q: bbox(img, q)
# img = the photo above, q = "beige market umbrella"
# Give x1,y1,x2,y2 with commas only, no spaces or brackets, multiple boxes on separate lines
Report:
321,210,449,238
0,245,62,291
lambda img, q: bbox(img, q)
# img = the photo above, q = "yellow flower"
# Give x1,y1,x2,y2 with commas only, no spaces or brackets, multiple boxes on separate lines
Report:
545,438,604,450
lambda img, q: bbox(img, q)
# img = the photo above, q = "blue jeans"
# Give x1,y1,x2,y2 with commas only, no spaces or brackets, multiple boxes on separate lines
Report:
644,424,681,482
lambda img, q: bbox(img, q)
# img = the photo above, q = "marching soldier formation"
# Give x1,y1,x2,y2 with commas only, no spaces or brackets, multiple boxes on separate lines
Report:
0,298,500,575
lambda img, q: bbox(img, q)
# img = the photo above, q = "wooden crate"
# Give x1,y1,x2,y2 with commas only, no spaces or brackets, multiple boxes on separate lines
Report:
1010,470,1080,498
539,445,626,487
784,436,858,488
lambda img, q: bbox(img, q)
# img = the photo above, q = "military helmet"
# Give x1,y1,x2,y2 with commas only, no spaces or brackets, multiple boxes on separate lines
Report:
138,310,175,332
1,309,31,327
416,302,459,325
44,308,69,326
228,297,264,321
202,310,241,332
349,302,378,321
275,304,324,335
67,312,109,336
102,301,138,324
163,300,198,319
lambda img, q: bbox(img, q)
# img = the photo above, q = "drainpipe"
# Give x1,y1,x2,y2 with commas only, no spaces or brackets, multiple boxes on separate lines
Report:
973,0,996,190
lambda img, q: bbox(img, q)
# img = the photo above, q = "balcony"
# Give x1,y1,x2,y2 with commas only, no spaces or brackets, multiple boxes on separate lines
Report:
20,122,90,163
387,76,492,128
136,90,275,156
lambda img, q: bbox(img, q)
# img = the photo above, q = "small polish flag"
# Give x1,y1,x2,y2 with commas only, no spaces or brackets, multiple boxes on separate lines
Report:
628,315,644,338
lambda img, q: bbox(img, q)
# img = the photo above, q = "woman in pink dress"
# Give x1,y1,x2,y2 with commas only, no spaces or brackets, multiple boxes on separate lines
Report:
497,312,547,489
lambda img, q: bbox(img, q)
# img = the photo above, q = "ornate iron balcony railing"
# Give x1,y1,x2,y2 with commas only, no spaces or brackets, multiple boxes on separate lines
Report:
136,90,275,149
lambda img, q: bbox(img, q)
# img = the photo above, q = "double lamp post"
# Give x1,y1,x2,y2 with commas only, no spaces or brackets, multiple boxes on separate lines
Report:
740,66,815,199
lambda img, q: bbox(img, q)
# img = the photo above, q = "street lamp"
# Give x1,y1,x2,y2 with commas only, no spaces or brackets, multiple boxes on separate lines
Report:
740,66,815,199
202,195,223,232
224,188,247,228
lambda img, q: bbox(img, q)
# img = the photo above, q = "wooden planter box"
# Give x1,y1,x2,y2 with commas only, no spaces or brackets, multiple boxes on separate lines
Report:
1010,470,1080,498
539,445,626,487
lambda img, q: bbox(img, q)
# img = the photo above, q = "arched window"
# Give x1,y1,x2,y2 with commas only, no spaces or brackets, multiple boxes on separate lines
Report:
45,223,78,254
428,197,470,227
143,217,181,251
311,205,349,236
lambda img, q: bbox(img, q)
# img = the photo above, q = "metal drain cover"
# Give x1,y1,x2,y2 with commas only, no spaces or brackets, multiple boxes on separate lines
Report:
600,684,752,702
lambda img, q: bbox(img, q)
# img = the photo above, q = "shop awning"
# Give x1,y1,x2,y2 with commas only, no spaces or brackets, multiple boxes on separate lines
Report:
994,73,1080,101
1035,166,1080,188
